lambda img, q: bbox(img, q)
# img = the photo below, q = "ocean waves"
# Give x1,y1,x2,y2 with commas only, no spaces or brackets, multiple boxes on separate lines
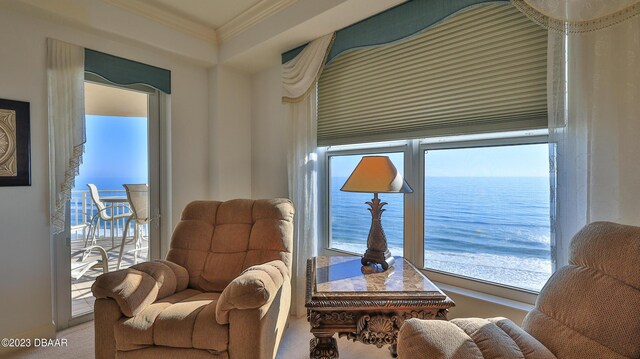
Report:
330,176,552,291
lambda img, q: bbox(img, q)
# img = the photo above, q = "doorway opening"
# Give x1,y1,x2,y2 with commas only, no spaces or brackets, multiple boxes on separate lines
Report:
69,82,150,318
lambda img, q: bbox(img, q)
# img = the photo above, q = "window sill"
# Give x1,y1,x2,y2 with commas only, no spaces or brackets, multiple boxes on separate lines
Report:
421,268,538,306
435,282,535,312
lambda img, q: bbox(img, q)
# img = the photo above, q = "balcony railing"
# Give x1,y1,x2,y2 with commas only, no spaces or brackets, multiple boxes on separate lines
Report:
70,189,132,241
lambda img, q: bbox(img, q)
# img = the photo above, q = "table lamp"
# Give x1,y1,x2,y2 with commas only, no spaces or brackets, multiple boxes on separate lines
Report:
340,156,413,271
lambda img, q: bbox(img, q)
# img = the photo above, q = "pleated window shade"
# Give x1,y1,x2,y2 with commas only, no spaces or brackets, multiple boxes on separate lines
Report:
317,3,547,146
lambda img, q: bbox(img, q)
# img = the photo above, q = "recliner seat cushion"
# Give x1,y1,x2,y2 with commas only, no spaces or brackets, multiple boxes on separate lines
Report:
114,289,228,353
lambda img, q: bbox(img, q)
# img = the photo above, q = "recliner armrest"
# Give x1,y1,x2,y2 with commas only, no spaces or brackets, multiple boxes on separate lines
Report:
216,260,289,324
91,260,189,317
398,318,484,359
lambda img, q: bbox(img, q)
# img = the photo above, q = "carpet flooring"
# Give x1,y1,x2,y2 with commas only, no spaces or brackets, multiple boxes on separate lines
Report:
4,316,389,358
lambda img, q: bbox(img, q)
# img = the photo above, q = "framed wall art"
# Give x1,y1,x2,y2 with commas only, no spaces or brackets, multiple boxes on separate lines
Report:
0,98,31,186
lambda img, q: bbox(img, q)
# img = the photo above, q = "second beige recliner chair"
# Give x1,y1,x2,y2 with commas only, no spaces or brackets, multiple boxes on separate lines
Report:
397,221,640,359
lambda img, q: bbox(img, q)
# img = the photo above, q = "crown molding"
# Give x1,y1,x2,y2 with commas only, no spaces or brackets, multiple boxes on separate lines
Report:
103,0,218,43
218,0,298,43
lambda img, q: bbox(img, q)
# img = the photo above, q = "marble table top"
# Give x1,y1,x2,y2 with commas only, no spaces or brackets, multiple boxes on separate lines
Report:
312,256,446,300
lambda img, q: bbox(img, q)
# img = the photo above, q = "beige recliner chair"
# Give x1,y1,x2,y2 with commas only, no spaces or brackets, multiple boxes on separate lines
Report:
397,221,640,359
91,199,294,359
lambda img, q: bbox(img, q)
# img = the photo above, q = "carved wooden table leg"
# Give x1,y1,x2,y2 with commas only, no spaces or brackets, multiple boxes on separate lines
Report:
310,334,339,359
389,343,397,358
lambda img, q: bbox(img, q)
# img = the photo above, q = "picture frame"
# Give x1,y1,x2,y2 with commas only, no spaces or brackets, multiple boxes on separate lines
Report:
0,98,31,186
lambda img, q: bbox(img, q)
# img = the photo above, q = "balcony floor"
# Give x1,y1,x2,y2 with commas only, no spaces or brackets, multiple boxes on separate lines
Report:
71,232,148,318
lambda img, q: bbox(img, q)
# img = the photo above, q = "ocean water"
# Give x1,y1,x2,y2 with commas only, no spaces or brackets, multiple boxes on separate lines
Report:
330,176,551,291
74,176,148,191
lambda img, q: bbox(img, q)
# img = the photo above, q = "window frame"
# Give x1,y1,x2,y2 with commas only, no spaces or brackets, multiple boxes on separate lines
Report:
318,130,550,303
319,141,411,258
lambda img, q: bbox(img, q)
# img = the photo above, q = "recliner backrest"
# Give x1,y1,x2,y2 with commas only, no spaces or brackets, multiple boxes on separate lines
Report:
522,221,640,359
166,199,294,292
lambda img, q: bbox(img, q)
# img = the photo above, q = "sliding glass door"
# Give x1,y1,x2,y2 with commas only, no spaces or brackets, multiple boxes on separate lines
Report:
55,81,161,327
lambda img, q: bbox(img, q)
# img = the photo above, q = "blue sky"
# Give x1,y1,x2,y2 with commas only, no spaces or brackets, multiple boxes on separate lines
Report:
426,144,549,177
330,143,549,178
74,115,148,189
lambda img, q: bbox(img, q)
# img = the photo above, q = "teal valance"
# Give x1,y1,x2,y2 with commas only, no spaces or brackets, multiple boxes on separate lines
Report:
84,49,171,94
282,0,508,64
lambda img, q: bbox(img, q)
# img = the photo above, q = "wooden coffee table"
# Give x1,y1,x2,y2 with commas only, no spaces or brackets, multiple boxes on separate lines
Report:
306,256,455,358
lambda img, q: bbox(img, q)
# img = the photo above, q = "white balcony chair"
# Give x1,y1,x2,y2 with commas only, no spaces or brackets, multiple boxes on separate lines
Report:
71,245,109,279
117,184,149,270
85,184,131,250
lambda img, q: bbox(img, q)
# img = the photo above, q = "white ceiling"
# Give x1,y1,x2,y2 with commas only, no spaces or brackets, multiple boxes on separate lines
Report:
14,0,406,72
139,0,262,29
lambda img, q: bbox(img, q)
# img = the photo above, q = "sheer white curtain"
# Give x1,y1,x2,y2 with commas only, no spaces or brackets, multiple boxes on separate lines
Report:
514,0,640,266
282,33,334,317
47,38,86,234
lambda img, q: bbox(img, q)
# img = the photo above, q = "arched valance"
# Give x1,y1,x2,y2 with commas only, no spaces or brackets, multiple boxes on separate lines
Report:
282,0,508,64
84,49,171,94
316,3,548,146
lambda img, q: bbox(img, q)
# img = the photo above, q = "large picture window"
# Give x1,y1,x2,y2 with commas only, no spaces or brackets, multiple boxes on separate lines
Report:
423,143,551,291
322,133,552,293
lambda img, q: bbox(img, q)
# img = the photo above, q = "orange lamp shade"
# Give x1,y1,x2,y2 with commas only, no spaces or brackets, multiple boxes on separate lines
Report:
340,156,413,194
